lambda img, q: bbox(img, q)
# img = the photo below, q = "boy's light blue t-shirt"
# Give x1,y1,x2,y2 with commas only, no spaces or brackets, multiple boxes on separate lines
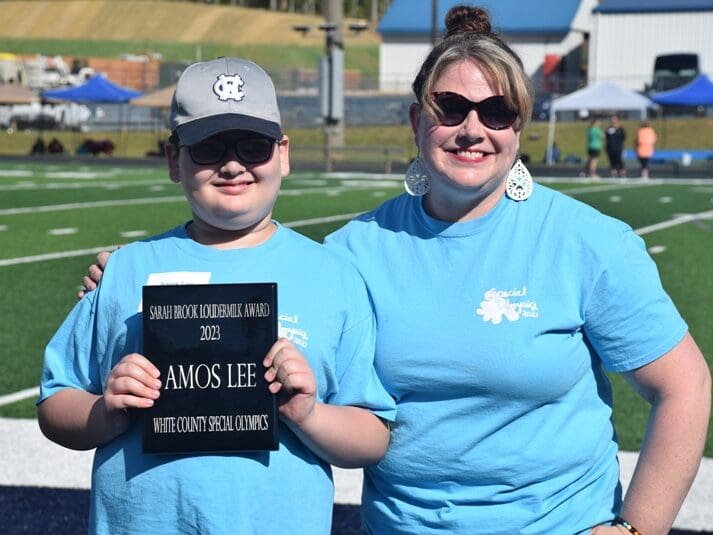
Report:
325,184,687,535
39,223,395,535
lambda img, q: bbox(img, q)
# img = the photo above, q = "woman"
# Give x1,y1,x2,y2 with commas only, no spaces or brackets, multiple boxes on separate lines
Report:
636,121,657,179
326,6,710,535
80,6,710,535
584,117,604,178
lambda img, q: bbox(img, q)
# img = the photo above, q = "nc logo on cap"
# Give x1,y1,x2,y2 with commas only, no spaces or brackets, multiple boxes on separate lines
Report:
213,73,245,102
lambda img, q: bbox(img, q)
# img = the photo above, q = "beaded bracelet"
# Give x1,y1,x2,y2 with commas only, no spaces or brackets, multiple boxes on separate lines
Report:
613,517,642,535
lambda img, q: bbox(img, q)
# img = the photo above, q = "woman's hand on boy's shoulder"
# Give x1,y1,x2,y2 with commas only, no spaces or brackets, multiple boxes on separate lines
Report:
77,249,114,299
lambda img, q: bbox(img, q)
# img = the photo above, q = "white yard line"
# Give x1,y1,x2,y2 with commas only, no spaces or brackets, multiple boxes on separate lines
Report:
0,387,39,406
0,245,120,267
0,184,392,216
0,195,186,216
636,209,713,235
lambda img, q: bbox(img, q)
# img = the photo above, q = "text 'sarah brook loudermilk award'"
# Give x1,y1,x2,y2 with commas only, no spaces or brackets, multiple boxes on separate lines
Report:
142,283,278,454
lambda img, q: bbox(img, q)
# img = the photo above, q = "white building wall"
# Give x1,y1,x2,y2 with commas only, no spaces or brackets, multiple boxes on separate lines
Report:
379,35,585,93
379,39,431,93
590,11,713,91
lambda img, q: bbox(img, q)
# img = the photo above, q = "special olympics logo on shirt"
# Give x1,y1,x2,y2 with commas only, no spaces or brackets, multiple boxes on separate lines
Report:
476,287,539,324
213,73,245,101
278,313,308,348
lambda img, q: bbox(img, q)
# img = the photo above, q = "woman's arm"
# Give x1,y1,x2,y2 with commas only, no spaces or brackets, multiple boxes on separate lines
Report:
615,333,711,535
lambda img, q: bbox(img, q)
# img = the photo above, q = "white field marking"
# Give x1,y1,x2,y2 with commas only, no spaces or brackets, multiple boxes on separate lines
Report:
288,179,329,186
0,225,7,231
48,228,78,236
120,230,149,238
649,245,667,254
536,176,713,186
636,209,713,236
339,179,402,188
0,386,39,406
0,184,390,216
659,196,673,203
0,179,169,191
0,213,365,269
609,196,622,202
0,245,118,267
0,170,33,177
45,172,113,179
283,213,364,228
0,195,186,215
560,183,647,195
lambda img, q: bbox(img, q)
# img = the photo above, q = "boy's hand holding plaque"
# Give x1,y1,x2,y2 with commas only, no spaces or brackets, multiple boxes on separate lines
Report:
142,283,278,454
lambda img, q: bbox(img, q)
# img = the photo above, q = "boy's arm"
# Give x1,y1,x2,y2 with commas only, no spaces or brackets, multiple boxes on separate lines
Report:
264,338,390,468
287,404,390,469
38,353,161,450
38,388,131,450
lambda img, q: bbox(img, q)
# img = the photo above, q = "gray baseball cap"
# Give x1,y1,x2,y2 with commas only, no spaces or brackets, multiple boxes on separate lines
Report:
169,57,282,145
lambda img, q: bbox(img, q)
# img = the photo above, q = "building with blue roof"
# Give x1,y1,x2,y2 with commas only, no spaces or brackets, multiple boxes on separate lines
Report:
377,0,713,95
377,0,597,93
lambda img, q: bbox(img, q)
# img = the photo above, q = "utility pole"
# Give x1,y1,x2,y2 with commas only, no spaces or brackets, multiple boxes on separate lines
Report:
321,0,345,154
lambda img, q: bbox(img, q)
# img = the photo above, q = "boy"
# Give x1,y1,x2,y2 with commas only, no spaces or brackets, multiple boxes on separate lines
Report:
37,57,394,534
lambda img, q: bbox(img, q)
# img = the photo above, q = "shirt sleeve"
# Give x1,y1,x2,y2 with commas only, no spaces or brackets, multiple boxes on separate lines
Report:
583,228,687,372
38,290,104,402
325,268,396,422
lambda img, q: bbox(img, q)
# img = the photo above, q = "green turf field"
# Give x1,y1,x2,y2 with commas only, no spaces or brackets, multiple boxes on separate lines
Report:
0,161,711,455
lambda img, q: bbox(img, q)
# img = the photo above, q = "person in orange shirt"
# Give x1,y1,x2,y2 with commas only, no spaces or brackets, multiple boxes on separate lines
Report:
636,121,657,179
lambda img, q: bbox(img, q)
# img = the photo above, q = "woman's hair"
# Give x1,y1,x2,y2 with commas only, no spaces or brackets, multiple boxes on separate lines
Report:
412,5,533,131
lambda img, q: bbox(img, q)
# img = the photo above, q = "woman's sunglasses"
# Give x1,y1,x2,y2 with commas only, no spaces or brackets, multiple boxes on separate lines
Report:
180,136,277,165
431,92,518,130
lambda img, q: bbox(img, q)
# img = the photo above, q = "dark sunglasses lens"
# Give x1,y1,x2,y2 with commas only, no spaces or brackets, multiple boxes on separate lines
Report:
478,96,518,130
235,137,275,164
434,93,470,126
189,140,225,164
433,93,517,130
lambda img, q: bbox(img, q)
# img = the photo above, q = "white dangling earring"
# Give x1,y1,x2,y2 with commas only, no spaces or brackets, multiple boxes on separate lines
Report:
505,159,533,201
404,157,431,196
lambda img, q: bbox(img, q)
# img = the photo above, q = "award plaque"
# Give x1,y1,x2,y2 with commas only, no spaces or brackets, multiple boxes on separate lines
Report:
142,283,278,454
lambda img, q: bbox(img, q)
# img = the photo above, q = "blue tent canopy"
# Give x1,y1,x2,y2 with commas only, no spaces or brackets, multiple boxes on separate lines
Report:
41,75,142,103
650,74,713,106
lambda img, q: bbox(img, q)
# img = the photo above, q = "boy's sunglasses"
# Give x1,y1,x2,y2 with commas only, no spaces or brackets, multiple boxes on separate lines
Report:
180,136,277,165
431,92,518,130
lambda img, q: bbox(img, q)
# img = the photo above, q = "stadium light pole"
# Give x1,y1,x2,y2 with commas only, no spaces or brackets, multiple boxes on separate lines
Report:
322,0,345,156
294,1,369,170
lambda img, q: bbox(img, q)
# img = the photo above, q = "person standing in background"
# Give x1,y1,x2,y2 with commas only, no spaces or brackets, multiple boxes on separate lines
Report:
636,121,657,179
583,117,603,178
605,114,626,177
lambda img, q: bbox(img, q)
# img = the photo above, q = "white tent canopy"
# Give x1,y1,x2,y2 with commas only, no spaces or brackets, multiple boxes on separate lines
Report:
545,81,657,164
